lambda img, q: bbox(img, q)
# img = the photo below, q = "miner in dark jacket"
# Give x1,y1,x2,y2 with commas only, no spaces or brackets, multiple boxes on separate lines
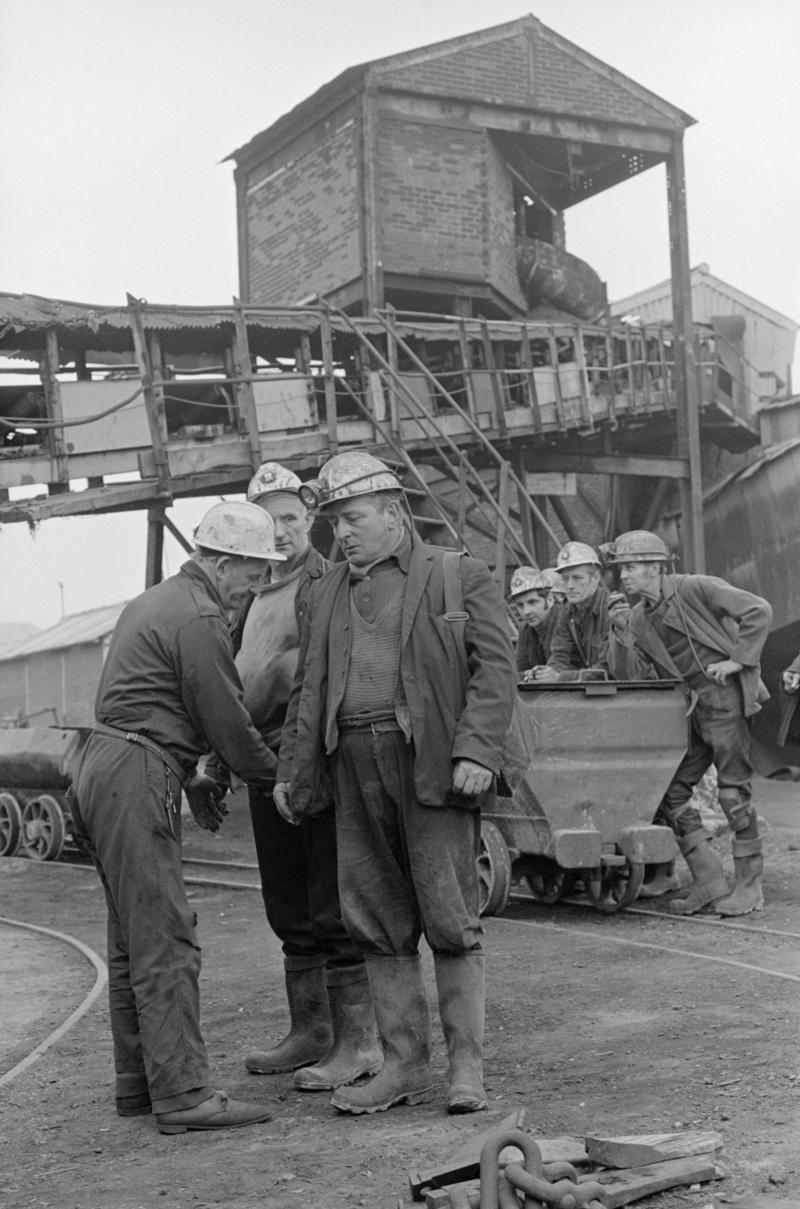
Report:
71,502,280,1135
533,542,611,682
212,461,380,1093
274,452,519,1117
606,529,771,918
509,565,563,680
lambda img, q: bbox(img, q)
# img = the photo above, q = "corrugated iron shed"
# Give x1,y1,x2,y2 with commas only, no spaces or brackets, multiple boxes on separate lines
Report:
0,602,127,661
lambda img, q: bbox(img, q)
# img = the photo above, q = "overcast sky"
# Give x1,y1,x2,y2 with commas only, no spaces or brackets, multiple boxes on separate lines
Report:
1,0,798,630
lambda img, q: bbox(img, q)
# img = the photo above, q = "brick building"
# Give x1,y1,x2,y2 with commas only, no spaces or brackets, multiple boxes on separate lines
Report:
228,15,692,319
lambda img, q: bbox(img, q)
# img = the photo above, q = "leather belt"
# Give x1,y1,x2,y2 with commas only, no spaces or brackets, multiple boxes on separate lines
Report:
91,722,187,787
338,715,403,735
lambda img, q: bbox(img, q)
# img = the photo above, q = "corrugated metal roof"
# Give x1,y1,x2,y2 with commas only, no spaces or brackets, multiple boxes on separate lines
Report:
0,601,127,661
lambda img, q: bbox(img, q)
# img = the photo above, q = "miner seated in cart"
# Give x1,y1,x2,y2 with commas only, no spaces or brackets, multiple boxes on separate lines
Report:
526,542,613,683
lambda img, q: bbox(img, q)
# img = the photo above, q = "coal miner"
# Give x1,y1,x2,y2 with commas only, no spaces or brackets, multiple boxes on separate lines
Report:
71,502,281,1134
210,461,380,1093
532,541,612,682
274,452,519,1116
605,529,771,917
508,566,563,682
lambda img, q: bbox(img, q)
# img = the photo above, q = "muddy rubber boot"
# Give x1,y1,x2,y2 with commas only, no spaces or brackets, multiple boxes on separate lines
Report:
637,860,682,899
293,964,383,1091
434,952,488,1114
714,837,764,916
246,960,332,1074
669,829,729,915
330,955,434,1114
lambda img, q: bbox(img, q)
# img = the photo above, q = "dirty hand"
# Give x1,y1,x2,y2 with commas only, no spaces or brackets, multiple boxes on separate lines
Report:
520,668,536,684
782,669,800,694
273,781,300,825
451,758,493,798
185,772,228,833
706,659,743,685
532,665,559,683
607,591,632,632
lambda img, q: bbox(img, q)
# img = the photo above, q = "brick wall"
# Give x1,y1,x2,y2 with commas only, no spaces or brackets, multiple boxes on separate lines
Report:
244,117,361,304
532,36,667,125
379,33,533,106
378,118,487,280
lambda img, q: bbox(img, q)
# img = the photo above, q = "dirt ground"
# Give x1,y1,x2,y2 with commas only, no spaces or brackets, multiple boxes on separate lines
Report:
1,778,799,1209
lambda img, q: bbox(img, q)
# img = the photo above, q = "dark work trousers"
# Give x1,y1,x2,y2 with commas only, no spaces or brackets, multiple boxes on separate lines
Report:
655,681,755,837
71,733,211,1114
333,731,483,957
247,784,362,971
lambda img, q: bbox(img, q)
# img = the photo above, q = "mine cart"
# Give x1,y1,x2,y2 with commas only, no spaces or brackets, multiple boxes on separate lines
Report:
477,680,689,916
0,726,88,861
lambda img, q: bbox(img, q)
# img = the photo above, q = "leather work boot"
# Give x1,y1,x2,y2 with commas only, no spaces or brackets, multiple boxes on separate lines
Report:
669,829,729,915
434,952,488,1114
330,955,434,1114
294,964,383,1091
637,860,682,899
246,961,332,1074
157,1089,273,1134
714,837,765,916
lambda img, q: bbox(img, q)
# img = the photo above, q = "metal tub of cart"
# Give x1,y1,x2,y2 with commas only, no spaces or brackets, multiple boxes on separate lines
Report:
0,726,88,861
478,679,689,916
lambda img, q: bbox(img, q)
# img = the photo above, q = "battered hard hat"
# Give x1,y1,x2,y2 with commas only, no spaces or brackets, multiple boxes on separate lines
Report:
299,451,402,510
194,501,286,561
605,530,670,564
508,566,541,599
555,541,601,573
246,461,303,504
539,568,563,591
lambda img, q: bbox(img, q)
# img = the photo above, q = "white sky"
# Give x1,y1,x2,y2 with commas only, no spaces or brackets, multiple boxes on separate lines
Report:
1,0,799,630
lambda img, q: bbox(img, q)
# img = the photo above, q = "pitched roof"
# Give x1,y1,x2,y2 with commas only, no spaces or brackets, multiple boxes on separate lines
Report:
228,15,694,168
0,602,127,661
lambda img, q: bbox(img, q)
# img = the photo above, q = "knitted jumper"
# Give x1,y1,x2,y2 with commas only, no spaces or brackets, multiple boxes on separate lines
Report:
339,566,405,719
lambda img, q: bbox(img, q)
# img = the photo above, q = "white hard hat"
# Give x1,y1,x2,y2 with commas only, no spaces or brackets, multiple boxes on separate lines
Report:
301,451,402,510
539,568,563,591
247,461,303,504
556,541,601,573
508,566,544,598
194,501,286,561
604,530,670,564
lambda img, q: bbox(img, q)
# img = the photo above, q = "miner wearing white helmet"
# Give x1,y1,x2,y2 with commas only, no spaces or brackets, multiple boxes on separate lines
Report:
275,450,519,1117
208,462,380,1092
70,501,284,1135
605,529,772,917
532,540,611,682
507,566,563,682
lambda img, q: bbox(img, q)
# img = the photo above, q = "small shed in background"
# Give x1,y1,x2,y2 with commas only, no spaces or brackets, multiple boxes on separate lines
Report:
0,603,126,727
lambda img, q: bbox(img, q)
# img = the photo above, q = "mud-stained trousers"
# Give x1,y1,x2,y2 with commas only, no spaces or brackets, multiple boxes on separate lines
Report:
71,733,211,1113
248,783,362,969
655,681,757,838
333,731,483,957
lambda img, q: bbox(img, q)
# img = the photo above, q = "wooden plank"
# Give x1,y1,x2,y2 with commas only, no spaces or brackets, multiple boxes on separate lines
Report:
527,451,689,479
495,461,510,586
145,504,165,588
232,302,263,473
457,319,478,422
519,324,542,431
41,329,70,485
547,327,566,429
319,309,339,451
481,321,506,436
580,1154,721,1208
586,1130,723,1169
573,324,593,429
127,295,170,495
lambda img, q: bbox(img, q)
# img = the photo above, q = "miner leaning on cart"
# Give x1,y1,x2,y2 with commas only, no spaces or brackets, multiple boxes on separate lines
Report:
274,452,520,1117
604,529,772,918
70,502,280,1135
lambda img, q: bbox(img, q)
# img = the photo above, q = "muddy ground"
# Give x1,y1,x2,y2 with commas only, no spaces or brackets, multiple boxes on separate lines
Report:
1,778,799,1209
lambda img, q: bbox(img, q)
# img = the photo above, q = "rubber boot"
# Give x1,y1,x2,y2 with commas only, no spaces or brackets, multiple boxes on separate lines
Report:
246,960,332,1074
714,837,764,916
330,955,434,1114
293,964,383,1091
434,953,488,1114
637,860,682,899
668,829,729,915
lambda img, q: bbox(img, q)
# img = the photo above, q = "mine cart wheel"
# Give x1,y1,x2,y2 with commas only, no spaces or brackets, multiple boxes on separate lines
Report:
525,859,574,905
20,794,66,862
477,820,512,917
0,791,23,857
585,858,645,914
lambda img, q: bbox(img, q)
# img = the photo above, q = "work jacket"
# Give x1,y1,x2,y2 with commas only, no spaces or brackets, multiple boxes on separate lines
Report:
606,573,771,717
547,586,611,680
516,604,562,675
278,537,518,815
95,560,277,783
